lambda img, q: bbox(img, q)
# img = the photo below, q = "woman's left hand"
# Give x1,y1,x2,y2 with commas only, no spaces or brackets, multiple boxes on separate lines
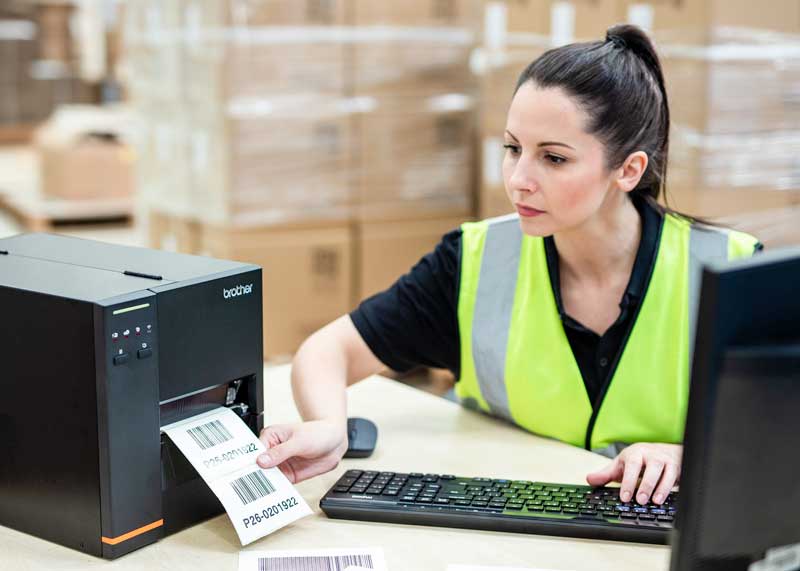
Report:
585,443,682,505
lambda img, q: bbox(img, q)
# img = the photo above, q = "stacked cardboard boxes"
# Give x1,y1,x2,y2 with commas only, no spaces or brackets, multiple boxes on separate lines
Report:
629,1,800,218
129,0,478,358
0,3,94,136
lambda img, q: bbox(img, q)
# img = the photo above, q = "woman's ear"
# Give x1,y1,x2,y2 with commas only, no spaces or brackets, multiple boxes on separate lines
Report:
616,151,649,193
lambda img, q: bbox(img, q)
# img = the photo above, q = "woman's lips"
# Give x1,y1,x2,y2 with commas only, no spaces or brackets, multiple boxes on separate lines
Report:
516,204,546,217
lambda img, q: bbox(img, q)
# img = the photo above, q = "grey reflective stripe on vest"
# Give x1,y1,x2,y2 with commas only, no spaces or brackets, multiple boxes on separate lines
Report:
471,216,522,421
592,442,629,459
688,226,730,364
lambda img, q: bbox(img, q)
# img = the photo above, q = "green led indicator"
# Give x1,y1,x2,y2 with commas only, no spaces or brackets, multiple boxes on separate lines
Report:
113,303,151,315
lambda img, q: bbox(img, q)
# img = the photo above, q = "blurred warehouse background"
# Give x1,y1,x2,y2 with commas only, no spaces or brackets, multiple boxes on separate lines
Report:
1,0,799,388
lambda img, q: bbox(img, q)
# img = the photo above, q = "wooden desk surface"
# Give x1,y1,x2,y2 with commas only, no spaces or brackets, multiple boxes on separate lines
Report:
1,365,670,570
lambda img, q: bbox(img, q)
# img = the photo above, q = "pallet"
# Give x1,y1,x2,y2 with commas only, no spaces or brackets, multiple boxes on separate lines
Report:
0,186,133,232
0,124,36,146
0,145,133,232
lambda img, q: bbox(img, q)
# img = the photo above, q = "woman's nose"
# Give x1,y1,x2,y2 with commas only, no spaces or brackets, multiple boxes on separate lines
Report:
508,160,538,194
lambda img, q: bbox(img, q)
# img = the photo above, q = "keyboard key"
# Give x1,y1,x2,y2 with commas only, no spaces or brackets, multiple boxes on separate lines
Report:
506,504,524,511
343,470,362,478
639,514,656,521
435,498,451,504
620,513,638,520
455,500,472,506
441,474,456,480
546,507,562,513
333,486,350,493
657,515,675,523
416,497,433,503
409,473,423,478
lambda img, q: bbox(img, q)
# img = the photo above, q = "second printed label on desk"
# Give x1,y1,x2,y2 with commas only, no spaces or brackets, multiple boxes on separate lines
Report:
162,406,312,545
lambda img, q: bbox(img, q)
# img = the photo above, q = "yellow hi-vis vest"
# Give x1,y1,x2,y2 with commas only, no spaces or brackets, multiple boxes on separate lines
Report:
455,212,759,455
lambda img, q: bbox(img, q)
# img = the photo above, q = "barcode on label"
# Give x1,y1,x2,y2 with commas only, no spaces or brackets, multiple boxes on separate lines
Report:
231,470,276,505
187,419,233,450
257,555,374,571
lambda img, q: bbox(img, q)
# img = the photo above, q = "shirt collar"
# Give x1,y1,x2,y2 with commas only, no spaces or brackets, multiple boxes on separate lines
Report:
543,195,664,316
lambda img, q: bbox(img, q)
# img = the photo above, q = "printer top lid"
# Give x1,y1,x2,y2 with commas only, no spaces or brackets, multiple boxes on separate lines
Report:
0,233,258,303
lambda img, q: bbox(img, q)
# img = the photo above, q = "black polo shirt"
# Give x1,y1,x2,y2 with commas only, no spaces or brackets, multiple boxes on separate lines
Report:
350,199,734,405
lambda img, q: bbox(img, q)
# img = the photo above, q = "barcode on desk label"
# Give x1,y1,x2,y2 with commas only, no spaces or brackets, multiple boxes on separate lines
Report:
257,554,374,570
231,470,277,504
239,548,386,571
187,419,233,450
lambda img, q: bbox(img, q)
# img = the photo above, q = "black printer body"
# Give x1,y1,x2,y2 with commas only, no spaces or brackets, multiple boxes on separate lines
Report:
0,233,264,559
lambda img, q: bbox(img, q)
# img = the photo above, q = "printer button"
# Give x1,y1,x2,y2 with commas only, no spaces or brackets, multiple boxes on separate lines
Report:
113,353,130,366
137,348,153,359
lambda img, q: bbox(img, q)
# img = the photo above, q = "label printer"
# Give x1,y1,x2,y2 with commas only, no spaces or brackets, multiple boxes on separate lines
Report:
0,233,264,558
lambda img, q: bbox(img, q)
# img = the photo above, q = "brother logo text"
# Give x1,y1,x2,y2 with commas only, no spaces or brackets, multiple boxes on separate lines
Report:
223,283,253,299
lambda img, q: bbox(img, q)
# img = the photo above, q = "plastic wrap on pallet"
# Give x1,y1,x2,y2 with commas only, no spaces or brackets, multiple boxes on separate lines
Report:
661,28,800,135
183,94,358,227
355,93,475,220
669,125,800,192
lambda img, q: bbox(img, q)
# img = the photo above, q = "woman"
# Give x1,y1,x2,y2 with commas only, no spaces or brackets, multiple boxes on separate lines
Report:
256,25,760,507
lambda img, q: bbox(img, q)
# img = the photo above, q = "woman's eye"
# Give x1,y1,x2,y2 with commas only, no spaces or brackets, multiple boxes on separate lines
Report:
503,144,520,155
545,153,566,165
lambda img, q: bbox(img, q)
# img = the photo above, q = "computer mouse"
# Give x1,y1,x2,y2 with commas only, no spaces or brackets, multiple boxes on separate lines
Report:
344,417,378,458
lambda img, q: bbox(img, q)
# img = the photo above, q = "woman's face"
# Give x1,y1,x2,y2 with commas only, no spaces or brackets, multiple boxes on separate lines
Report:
503,82,618,237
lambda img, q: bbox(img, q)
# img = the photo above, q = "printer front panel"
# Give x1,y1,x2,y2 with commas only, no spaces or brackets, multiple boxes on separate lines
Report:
95,295,163,559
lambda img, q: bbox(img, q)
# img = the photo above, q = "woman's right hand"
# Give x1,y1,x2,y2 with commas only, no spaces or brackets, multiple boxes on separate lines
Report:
256,419,348,484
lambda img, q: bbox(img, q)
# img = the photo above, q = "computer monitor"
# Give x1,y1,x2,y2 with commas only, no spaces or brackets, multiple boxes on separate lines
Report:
671,247,800,571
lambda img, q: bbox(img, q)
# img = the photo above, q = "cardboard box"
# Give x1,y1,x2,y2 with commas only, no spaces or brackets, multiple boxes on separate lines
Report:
36,3,74,62
621,0,800,43
183,42,347,105
35,106,135,201
146,210,202,254
353,0,481,27
668,127,800,194
665,186,799,219
355,94,476,221
180,0,347,104
478,47,545,134
200,221,354,359
486,0,620,48
182,0,349,28
350,40,474,97
187,96,356,226
38,134,134,200
356,216,470,300
133,103,193,217
662,38,800,135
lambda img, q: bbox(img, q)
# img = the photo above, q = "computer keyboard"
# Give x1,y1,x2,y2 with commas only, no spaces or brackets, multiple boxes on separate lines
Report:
320,470,677,544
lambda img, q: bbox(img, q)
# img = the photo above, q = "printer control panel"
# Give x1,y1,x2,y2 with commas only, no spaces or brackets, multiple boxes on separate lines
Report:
107,303,157,367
